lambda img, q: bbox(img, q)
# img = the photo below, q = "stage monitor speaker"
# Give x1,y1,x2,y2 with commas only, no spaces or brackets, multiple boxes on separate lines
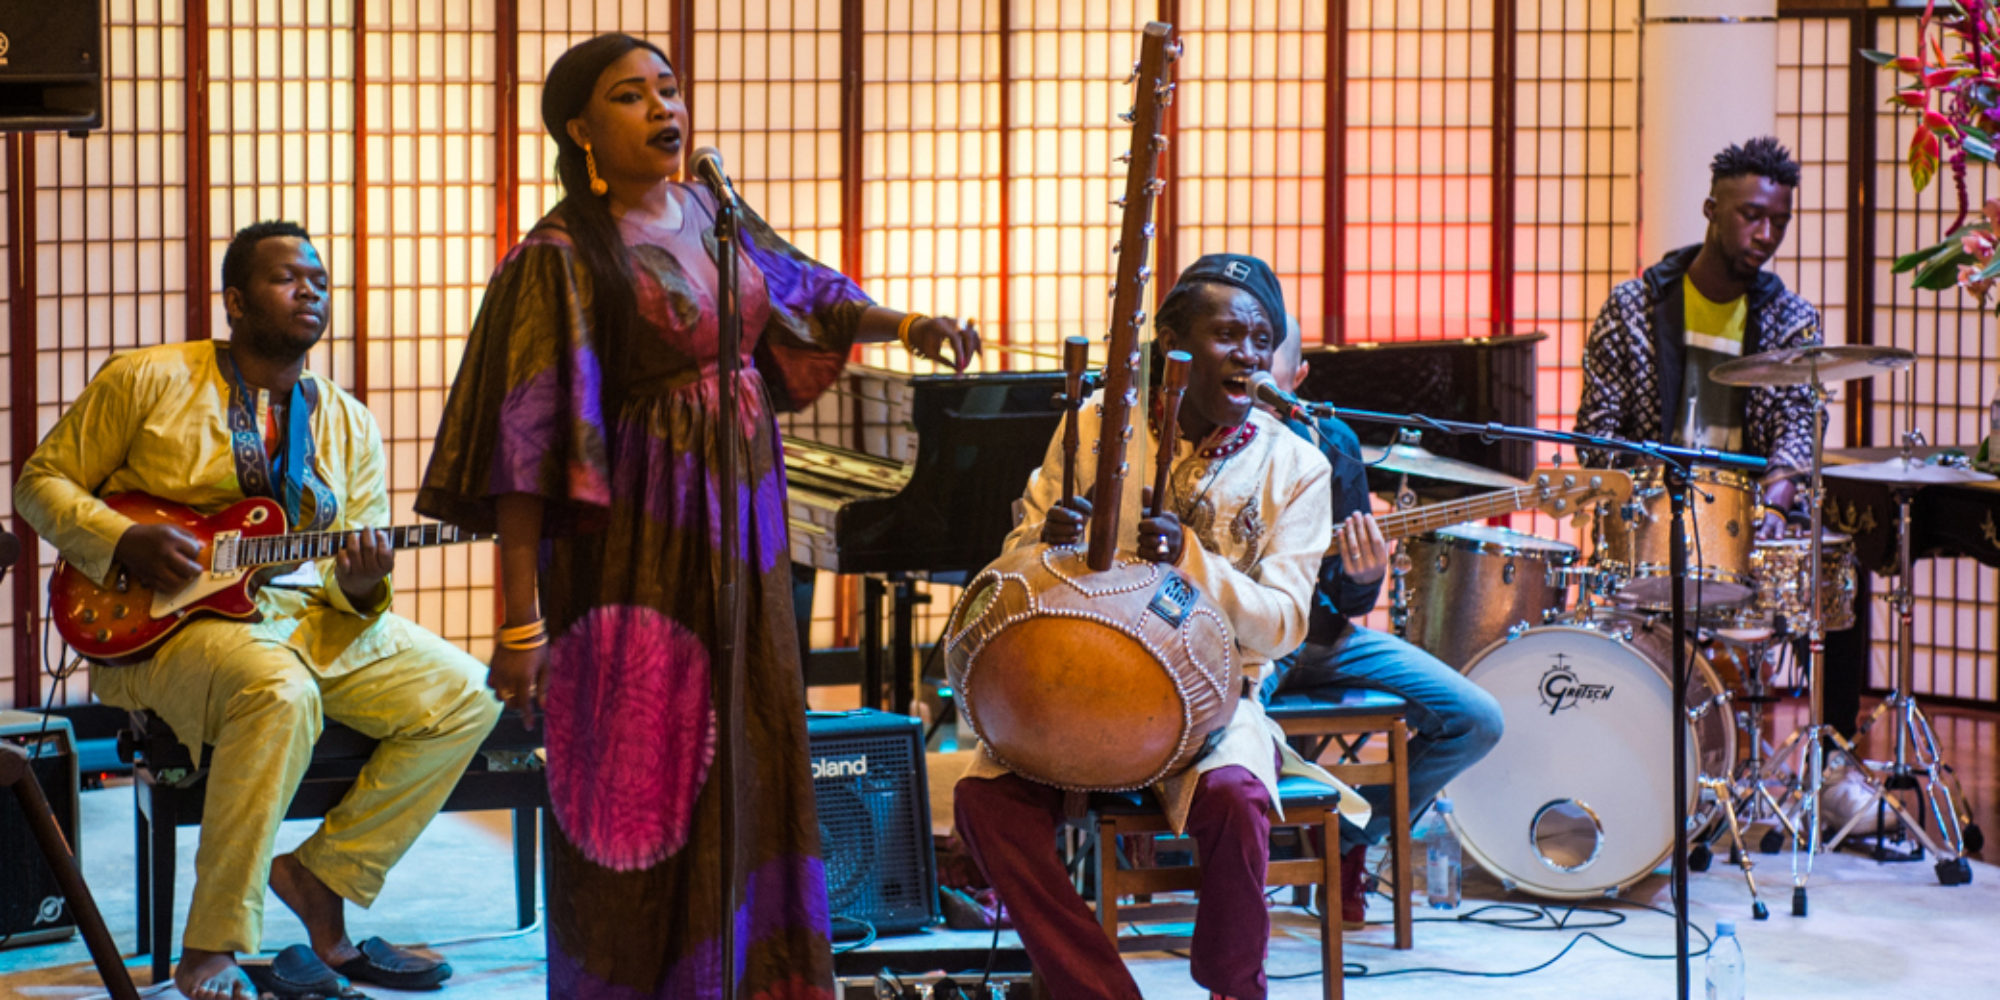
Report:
0,2,103,134
807,709,939,938
0,709,80,948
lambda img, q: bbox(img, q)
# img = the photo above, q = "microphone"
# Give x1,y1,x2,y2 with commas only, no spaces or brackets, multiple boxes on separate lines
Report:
690,146,739,208
1248,371,1316,421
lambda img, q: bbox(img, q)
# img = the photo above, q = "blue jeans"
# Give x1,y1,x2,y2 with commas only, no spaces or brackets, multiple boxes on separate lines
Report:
1264,625,1504,852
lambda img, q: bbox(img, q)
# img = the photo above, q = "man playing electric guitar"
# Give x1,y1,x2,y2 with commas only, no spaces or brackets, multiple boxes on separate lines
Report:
15,221,499,1000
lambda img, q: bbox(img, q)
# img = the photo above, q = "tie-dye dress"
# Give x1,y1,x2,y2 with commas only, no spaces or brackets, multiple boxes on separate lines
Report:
417,183,867,999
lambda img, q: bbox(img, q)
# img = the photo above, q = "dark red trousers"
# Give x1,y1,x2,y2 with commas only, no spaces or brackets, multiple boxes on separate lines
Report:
953,767,1273,1000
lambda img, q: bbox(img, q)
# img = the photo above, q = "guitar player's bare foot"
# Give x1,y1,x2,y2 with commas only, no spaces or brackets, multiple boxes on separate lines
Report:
174,949,255,1000
269,853,362,968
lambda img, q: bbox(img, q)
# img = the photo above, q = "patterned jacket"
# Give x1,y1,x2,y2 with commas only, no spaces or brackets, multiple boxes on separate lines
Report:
1574,244,1821,472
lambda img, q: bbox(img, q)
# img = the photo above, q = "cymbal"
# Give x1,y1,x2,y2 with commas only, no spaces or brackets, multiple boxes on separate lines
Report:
1822,457,1995,486
1709,345,1915,387
1360,442,1528,489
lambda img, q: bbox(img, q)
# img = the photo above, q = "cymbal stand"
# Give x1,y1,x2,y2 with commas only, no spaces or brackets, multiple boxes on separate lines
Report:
1782,368,1835,916
1817,447,1975,885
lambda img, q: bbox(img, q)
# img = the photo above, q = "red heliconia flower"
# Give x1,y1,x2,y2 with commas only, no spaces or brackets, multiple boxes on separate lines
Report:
1922,67,1964,88
1895,89,1930,110
1892,55,1927,74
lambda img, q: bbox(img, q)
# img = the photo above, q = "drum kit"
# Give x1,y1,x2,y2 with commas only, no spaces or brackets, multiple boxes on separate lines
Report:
1383,342,1987,918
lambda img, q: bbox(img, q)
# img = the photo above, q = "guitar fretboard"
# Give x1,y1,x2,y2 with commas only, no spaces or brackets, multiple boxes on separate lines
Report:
234,523,484,569
1377,488,1535,542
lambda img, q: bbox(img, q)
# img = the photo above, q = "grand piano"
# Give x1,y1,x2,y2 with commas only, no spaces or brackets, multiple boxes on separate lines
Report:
785,333,1544,713
782,365,1068,712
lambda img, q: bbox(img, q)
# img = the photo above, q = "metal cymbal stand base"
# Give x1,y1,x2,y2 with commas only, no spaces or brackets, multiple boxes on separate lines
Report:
1816,482,1975,886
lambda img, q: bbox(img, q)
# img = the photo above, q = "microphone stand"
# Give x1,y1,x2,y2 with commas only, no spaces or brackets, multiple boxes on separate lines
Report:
1292,400,1766,1000
711,192,747,1000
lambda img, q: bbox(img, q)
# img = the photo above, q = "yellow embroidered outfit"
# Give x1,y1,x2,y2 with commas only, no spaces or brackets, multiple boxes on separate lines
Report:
14,340,499,955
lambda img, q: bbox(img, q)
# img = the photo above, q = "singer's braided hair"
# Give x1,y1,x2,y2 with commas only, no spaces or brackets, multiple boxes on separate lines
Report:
540,33,673,346
1710,136,1800,189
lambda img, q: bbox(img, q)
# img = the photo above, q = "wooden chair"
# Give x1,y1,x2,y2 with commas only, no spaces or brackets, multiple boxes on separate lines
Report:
120,709,547,984
1091,776,1347,1000
1265,687,1415,951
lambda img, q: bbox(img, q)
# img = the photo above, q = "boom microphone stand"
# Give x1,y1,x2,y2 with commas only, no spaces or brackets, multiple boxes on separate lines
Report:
1279,396,1766,1000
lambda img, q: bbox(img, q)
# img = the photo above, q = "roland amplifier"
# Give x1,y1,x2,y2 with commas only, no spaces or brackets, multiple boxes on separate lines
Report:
0,709,80,947
807,709,939,937
0,2,103,134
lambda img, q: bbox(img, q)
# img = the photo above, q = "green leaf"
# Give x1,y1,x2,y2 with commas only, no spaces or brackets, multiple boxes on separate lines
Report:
1976,255,2000,282
1859,48,1899,66
1965,133,1999,162
1893,237,1959,273
1912,248,1975,290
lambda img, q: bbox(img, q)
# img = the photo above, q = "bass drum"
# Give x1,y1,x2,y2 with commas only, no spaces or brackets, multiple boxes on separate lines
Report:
1444,618,1736,898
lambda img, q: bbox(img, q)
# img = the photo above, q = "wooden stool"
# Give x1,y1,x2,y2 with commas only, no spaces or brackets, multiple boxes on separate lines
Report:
1090,776,1346,1000
121,710,548,984
1266,687,1415,950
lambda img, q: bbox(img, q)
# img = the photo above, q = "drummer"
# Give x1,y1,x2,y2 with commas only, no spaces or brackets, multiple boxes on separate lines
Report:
1258,319,1504,928
953,254,1358,1000
1573,136,1820,536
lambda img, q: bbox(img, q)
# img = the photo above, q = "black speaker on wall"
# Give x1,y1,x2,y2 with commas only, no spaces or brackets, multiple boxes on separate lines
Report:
0,710,80,948
807,709,939,938
0,1,102,135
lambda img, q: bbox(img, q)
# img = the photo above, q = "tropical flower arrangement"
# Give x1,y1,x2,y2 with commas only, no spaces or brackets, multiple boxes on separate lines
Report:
1864,0,2000,307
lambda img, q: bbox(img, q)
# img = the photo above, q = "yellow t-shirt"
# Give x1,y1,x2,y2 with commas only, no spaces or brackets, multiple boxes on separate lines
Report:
1680,275,1748,450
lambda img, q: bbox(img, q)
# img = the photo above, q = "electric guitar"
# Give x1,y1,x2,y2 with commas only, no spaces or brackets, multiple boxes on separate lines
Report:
1333,468,1633,555
49,492,485,665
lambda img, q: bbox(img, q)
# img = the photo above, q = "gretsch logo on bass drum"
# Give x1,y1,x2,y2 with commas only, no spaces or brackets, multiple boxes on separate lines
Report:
1539,654,1613,715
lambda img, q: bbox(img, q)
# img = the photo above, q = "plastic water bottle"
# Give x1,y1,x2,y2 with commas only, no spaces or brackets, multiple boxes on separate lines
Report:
1705,920,1745,1000
1425,797,1462,910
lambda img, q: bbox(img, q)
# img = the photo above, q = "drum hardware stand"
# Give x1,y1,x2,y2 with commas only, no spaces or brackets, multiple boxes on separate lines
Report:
1815,450,1975,884
1271,398,1767,1000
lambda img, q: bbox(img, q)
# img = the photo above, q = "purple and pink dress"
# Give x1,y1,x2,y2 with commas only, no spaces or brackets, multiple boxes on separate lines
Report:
418,184,867,999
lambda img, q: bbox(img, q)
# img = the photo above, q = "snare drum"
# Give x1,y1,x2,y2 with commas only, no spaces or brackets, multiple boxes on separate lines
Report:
1597,466,1759,612
1403,525,1577,670
1445,621,1736,898
1742,532,1858,634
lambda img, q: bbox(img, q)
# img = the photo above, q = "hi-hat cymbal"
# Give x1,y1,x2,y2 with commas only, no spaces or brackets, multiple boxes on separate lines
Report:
1359,442,1528,489
1710,345,1915,387
1823,457,1995,486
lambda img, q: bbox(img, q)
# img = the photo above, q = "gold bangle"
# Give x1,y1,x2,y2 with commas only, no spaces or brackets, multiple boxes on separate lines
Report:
499,634,550,652
895,312,926,350
498,619,546,644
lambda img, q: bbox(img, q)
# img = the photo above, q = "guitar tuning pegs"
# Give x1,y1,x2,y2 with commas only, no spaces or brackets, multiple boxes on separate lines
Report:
1145,178,1166,196
1152,133,1170,151
1112,240,1122,255
1168,37,1184,61
1125,59,1141,85
1112,196,1127,209
1155,82,1177,106
1143,223,1156,239
1131,310,1148,329
1115,150,1133,164
1108,284,1120,299
1118,108,1137,124
1136,266,1152,284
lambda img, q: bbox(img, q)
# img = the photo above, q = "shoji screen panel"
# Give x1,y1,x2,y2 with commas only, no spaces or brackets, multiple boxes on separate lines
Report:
515,1,678,233
1007,0,1157,357
206,1,357,386
1772,15,1852,444
19,3,195,704
361,3,500,652
1176,0,1328,342
857,0,1003,373
1508,0,1637,545
1862,14,1998,702
0,146,15,701
1342,0,1497,342
693,1,842,260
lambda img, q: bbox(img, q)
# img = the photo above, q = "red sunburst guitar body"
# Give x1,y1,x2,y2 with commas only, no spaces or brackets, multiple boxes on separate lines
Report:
49,492,482,666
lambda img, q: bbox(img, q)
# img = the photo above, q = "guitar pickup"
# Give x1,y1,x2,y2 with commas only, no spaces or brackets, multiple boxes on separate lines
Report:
210,531,241,576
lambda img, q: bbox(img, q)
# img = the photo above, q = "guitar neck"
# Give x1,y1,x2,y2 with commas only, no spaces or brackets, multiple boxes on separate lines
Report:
1375,488,1532,543
233,523,484,570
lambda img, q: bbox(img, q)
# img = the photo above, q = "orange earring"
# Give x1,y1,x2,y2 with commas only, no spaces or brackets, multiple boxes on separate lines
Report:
585,143,608,196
